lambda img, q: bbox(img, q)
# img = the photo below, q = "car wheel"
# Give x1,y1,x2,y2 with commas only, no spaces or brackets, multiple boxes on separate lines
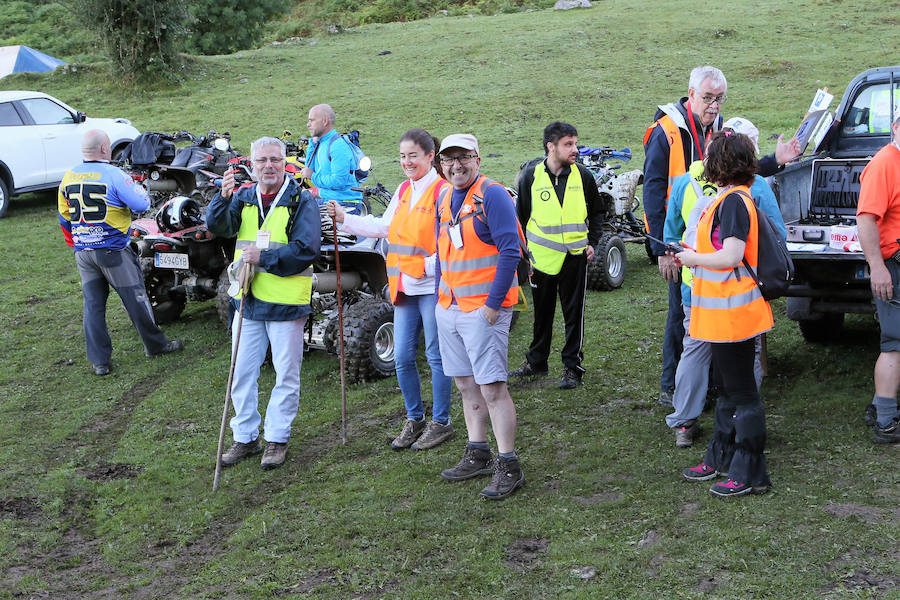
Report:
0,178,9,219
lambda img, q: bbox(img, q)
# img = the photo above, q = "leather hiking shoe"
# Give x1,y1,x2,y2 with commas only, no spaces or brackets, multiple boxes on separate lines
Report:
657,390,674,407
558,367,582,389
873,417,900,444
390,419,426,450
440,445,495,481
480,456,525,500
93,364,110,376
221,440,262,466
260,442,288,470
411,421,453,451
147,339,184,357
675,420,700,448
682,461,722,482
509,361,548,379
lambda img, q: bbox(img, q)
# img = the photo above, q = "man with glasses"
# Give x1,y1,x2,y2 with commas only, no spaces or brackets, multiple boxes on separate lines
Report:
206,137,321,470
857,112,900,443
643,66,801,407
301,103,364,214
434,134,526,500
511,121,604,389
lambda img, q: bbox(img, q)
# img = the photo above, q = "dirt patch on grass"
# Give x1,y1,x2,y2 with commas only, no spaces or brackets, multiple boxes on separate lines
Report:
823,502,889,524
637,529,661,548
505,537,549,570
573,492,623,506
0,497,41,520
696,575,721,593
819,569,900,596
276,568,339,595
79,462,142,480
679,502,700,517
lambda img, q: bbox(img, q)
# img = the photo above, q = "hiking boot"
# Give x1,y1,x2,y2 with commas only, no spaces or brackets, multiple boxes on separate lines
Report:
390,418,426,450
873,417,900,444
709,479,768,498
509,361,548,379
260,442,288,469
657,390,674,407
221,439,262,466
682,461,721,482
93,364,110,376
440,445,495,481
675,420,700,448
479,456,525,500
558,367,582,389
147,339,184,357
411,421,453,451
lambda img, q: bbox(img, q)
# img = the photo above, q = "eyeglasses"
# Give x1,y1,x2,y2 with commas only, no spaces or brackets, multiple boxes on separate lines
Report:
253,157,285,165
699,94,727,105
439,154,478,166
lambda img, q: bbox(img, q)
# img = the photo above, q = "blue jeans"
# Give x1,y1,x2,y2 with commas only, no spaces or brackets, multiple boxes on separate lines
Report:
394,293,451,423
661,277,684,392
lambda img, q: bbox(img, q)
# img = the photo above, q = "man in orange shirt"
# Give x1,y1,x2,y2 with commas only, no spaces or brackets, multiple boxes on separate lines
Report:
857,113,900,444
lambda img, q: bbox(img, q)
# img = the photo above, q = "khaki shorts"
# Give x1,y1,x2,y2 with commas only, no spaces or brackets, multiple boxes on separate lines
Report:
435,303,512,385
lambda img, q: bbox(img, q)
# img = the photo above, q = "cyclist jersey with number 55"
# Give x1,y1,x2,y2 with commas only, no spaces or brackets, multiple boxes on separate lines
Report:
57,161,150,251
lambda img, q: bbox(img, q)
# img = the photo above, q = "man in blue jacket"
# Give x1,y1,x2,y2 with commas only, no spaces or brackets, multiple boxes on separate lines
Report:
663,118,787,449
207,137,321,470
301,104,364,214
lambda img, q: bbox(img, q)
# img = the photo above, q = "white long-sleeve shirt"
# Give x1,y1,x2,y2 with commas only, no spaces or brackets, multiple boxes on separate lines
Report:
340,168,440,297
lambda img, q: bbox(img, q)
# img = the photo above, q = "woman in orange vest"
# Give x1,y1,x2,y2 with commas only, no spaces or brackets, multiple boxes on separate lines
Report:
327,129,453,451
671,131,773,498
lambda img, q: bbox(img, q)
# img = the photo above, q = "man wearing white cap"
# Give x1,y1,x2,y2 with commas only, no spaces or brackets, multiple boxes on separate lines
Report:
663,118,786,450
433,133,526,500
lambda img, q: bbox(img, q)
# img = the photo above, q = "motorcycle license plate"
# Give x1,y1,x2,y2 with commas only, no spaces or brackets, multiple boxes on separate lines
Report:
154,252,189,270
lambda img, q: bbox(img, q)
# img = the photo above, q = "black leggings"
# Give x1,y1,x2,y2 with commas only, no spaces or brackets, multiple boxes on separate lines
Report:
703,339,770,487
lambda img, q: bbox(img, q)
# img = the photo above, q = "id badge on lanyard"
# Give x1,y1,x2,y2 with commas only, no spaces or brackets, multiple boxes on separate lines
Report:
255,177,290,248
448,224,464,249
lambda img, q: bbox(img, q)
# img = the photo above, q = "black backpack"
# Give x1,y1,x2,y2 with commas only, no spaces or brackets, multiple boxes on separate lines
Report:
735,190,794,301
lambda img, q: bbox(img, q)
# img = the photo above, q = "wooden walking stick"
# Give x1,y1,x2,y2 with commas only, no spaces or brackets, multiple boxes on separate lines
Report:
333,213,348,445
213,263,250,491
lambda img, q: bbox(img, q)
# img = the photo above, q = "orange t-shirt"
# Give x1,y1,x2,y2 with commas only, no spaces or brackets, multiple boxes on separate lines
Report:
858,142,900,259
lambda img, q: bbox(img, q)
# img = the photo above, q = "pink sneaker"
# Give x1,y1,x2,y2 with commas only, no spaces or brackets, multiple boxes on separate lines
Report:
709,479,765,498
682,461,720,482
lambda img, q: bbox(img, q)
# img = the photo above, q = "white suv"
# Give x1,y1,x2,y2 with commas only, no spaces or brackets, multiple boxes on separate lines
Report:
0,91,140,218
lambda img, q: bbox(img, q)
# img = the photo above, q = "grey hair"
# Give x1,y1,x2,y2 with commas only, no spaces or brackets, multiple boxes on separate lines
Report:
689,66,727,92
250,136,286,160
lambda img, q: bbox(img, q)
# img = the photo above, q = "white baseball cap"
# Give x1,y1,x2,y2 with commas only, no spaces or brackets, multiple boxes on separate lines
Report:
723,117,759,153
439,133,479,156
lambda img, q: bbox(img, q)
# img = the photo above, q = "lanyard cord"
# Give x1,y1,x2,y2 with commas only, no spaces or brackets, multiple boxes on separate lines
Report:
685,100,708,160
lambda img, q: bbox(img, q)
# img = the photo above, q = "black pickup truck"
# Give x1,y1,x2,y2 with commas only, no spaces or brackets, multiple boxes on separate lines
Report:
773,66,899,342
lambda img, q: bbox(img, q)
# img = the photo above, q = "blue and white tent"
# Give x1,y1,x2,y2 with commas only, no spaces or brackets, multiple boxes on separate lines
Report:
0,45,66,78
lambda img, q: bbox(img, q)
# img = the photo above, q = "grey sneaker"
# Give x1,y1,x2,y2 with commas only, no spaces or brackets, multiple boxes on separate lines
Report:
260,442,288,469
93,364,111,376
440,445,495,481
657,390,674,407
390,419,426,450
411,421,453,450
479,456,525,500
675,420,700,448
147,339,184,357
221,440,262,466
873,417,900,444
509,361,548,379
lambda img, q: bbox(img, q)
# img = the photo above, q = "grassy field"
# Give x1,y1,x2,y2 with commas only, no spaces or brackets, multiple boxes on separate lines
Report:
1,0,899,598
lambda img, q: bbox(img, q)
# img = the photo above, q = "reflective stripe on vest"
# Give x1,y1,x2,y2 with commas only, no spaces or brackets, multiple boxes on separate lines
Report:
525,162,588,275
688,186,773,343
384,178,448,303
437,175,519,312
234,202,312,305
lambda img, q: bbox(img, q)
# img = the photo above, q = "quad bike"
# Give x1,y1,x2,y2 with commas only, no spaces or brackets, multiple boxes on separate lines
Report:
118,130,239,212
515,147,644,291
576,146,645,290
130,196,234,324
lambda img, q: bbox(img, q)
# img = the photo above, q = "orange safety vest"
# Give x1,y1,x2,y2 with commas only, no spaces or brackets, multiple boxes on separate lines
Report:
643,114,688,202
385,177,450,303
437,175,520,312
689,186,773,343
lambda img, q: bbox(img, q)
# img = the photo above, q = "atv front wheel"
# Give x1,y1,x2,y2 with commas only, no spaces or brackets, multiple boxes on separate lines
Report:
341,298,395,383
587,233,626,291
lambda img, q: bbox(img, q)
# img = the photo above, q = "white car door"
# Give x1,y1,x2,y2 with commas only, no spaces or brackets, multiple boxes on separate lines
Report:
0,100,46,189
19,97,84,184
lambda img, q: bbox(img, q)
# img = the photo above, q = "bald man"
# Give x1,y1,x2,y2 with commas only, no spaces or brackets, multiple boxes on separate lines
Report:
301,103,364,214
58,130,182,376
